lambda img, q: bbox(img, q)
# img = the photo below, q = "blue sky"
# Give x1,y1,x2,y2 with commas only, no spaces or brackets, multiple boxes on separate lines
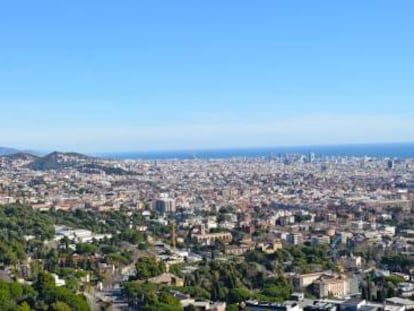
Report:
0,1,413,152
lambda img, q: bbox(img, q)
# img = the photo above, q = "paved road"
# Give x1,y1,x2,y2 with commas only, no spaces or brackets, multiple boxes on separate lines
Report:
84,291,99,311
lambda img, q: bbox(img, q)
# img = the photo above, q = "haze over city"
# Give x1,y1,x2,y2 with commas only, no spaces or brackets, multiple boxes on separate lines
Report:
1,1,414,152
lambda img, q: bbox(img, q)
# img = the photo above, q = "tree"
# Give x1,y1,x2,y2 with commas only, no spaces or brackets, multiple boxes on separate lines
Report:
135,257,165,279
178,286,211,300
159,292,181,307
226,305,239,311
75,243,97,255
169,264,184,277
0,281,34,310
34,272,56,294
261,276,292,300
42,287,89,311
63,276,79,292
50,301,72,311
106,253,130,266
228,288,252,303
384,275,405,286
16,302,32,311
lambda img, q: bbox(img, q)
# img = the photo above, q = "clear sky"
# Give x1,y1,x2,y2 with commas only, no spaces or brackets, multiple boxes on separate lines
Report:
1,1,414,152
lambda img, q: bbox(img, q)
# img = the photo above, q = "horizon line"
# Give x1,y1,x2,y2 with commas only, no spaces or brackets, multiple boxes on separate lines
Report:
93,141,414,156
2,141,414,157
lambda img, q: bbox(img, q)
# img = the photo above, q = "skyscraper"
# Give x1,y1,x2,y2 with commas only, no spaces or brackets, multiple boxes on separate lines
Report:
153,194,176,214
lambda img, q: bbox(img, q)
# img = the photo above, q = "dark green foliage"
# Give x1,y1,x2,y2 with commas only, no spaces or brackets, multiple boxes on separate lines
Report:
176,286,211,300
75,243,98,255
49,301,72,311
117,229,145,245
383,275,405,285
122,282,182,311
135,257,165,279
159,292,181,307
0,204,55,265
226,304,239,311
0,281,35,310
168,264,184,278
0,277,88,310
245,246,334,274
26,152,89,171
106,253,130,266
51,209,110,234
42,286,89,311
228,287,252,303
34,272,56,294
260,277,291,301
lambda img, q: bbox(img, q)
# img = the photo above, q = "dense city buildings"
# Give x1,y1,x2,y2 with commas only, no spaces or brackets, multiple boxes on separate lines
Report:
1,151,414,310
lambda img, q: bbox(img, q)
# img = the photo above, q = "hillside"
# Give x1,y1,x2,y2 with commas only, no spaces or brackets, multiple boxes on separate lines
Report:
1,152,39,161
23,152,131,175
25,151,91,171
0,146,20,156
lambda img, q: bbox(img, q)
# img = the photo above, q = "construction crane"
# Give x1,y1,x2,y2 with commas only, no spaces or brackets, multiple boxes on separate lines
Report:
171,220,176,250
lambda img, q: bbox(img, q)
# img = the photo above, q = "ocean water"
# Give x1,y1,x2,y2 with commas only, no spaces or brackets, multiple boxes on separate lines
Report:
99,143,414,160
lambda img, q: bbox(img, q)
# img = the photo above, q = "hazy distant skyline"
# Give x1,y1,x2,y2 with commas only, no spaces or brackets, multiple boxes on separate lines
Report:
1,1,414,152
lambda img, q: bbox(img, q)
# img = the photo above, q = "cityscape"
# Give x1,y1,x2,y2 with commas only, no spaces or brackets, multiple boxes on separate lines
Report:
1,148,414,310
1,1,414,310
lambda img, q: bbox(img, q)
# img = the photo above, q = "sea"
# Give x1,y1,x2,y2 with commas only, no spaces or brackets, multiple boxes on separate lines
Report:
98,143,414,160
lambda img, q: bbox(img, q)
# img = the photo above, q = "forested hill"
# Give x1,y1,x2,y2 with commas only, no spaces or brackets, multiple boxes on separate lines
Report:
0,146,20,156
